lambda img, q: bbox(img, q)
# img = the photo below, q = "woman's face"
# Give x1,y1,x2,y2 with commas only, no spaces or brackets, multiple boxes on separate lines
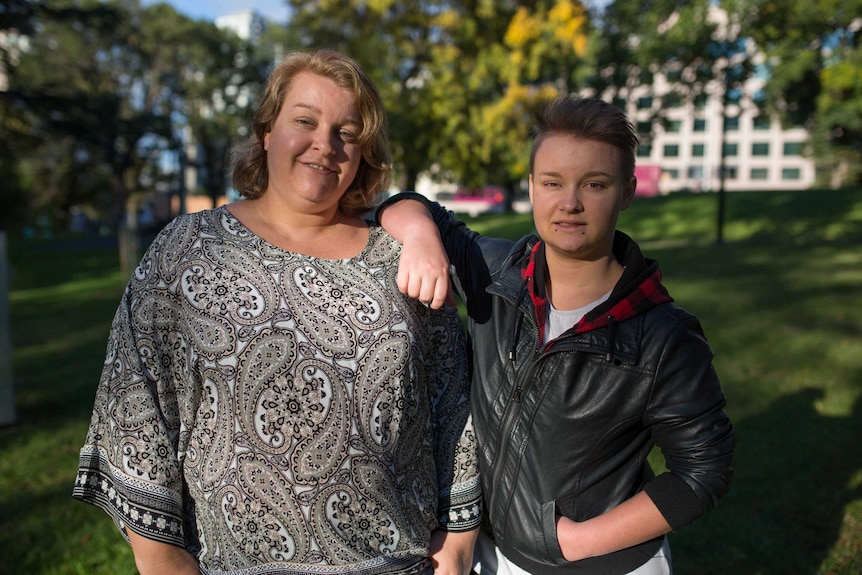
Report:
263,71,363,215
529,134,635,265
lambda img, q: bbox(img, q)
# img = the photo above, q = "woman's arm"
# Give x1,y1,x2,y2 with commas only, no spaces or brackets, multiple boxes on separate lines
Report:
430,528,479,575
379,198,452,309
555,491,671,562
127,529,201,575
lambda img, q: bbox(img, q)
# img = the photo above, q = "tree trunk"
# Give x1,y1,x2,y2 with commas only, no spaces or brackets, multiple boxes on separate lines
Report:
403,165,418,194
0,232,17,427
119,196,141,278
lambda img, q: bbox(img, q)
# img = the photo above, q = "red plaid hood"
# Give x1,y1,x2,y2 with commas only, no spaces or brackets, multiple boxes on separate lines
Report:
520,234,673,343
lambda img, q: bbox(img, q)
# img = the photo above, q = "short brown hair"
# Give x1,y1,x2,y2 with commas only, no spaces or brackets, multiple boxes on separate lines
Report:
530,96,638,180
230,49,391,215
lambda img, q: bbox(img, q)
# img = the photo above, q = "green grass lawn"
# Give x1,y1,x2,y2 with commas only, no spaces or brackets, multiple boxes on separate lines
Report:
2,189,861,574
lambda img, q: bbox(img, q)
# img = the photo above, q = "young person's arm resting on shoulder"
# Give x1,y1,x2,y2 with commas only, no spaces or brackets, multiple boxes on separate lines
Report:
127,529,201,575
378,198,451,310
430,528,479,575
555,491,671,562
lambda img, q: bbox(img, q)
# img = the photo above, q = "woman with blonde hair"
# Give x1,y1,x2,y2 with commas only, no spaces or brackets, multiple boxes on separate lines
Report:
74,49,481,575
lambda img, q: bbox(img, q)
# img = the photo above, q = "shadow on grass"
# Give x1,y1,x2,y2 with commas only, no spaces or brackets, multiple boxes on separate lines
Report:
670,389,862,575
643,230,862,574
2,240,134,574
5,290,121,429
0,476,137,574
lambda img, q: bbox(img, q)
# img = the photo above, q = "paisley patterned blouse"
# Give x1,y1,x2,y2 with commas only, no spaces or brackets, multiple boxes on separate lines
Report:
73,206,481,575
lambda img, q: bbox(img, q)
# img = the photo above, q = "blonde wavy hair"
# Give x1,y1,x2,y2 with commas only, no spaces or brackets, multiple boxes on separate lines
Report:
230,49,392,215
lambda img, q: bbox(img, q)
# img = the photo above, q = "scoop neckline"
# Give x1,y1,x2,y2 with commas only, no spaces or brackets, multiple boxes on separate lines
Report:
217,204,375,263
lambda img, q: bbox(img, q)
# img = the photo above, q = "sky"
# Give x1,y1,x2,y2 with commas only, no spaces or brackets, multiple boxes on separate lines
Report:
146,1,609,23
143,0,291,22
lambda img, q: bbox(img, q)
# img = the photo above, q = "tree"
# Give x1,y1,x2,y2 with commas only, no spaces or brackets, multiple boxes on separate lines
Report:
168,14,267,213
286,0,591,202
4,0,269,271
742,0,862,186
1,0,126,233
593,0,760,243
426,0,590,202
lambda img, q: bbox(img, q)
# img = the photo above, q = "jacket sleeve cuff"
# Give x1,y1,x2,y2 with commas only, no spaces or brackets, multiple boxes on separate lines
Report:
643,472,707,531
374,191,432,225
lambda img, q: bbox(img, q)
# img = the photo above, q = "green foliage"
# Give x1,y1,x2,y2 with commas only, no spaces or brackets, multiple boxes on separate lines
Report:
743,0,862,185
1,0,267,235
286,0,590,193
5,0,859,233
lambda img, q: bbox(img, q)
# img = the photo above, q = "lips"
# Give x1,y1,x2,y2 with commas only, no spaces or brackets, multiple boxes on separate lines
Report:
306,162,335,174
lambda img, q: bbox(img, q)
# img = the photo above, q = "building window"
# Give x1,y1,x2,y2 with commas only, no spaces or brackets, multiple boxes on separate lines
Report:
663,92,683,107
693,118,707,132
663,144,680,158
719,165,738,180
782,167,801,180
637,121,652,134
724,116,740,131
637,144,652,157
750,167,769,180
752,143,770,156
692,143,705,157
663,169,679,179
784,142,803,156
612,97,627,110
665,120,682,133
637,96,653,109
723,142,738,156
694,94,708,109
688,165,704,179
753,116,770,130
726,88,742,104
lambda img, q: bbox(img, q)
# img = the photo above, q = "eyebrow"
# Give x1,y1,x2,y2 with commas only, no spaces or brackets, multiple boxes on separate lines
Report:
536,169,614,178
290,102,361,126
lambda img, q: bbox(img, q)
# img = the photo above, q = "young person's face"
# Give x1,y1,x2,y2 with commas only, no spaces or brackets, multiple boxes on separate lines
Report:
263,72,363,214
529,134,636,263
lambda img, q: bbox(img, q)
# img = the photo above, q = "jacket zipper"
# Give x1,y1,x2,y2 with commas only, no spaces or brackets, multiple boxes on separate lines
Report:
487,297,541,535
487,312,617,539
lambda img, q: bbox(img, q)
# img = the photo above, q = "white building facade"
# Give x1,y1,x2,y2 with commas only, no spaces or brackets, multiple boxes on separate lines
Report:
215,11,268,43
616,79,816,194
597,6,816,194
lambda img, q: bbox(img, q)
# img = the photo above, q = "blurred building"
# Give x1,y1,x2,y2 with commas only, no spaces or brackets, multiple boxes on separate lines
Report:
611,77,815,195
591,5,816,194
215,10,268,43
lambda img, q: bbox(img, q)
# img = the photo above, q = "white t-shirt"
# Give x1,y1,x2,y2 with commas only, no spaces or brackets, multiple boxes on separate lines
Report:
544,289,613,343
474,531,671,575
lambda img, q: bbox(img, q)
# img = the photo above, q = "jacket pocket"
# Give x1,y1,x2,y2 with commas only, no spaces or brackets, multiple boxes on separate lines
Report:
540,500,567,564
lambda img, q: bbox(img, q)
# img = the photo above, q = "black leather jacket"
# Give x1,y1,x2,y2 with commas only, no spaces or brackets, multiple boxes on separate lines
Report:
383,194,735,575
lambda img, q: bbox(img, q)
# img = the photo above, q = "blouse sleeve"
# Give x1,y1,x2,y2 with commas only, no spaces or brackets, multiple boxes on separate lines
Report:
72,227,195,549
426,306,482,532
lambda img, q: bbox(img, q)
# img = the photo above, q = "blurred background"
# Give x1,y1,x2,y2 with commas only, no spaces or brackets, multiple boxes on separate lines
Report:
1,0,860,264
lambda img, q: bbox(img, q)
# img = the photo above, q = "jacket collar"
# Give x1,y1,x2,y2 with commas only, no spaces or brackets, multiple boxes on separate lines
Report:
518,231,673,339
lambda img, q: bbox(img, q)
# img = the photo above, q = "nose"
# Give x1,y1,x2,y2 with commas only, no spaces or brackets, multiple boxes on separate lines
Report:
560,187,583,212
313,129,338,157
